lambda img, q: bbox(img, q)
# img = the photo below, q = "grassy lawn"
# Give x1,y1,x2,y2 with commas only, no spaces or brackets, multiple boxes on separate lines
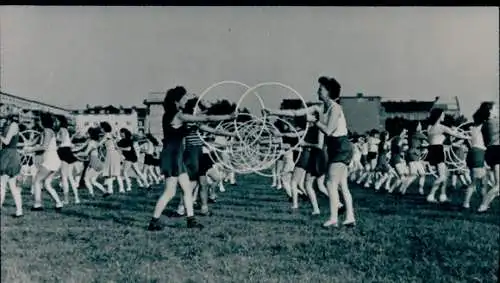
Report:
1,174,499,283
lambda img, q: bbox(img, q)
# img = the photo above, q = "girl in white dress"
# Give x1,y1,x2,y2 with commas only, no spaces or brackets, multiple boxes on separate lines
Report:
99,122,124,195
29,113,63,211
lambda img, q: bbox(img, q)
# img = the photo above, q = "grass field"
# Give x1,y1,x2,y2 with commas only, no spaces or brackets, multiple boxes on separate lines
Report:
1,174,499,283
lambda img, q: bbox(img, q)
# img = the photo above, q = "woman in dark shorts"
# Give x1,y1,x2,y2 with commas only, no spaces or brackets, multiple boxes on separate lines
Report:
425,108,470,204
77,127,107,196
373,131,392,191
358,130,381,188
55,116,80,204
462,116,488,209
264,76,355,227
142,134,161,185
474,102,500,212
270,115,309,208
117,128,150,191
389,130,411,194
176,98,236,217
400,122,427,195
148,87,234,231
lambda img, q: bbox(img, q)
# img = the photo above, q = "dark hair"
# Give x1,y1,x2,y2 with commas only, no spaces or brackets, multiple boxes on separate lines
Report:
472,102,494,125
427,108,445,126
146,133,159,146
162,86,187,127
236,108,252,124
58,116,69,128
318,76,341,101
119,128,132,139
100,122,112,133
182,98,199,115
280,99,303,110
40,112,55,129
88,127,101,141
378,131,389,152
206,100,236,116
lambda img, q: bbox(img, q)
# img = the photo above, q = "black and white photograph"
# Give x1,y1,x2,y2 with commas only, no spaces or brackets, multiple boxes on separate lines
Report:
0,6,499,283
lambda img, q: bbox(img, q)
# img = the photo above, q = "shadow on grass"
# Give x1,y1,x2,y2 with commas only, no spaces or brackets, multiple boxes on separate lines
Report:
57,209,147,229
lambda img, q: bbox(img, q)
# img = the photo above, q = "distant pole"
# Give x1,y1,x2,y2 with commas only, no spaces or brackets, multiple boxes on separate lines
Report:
0,19,2,92
455,96,461,113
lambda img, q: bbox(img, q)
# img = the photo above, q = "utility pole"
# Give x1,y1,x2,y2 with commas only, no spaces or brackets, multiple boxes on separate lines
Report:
0,18,3,92
455,96,461,114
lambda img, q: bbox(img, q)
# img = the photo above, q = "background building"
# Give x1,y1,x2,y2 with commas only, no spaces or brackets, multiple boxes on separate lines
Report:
1,91,75,130
143,92,164,140
433,96,461,116
381,98,437,121
339,93,384,134
1,91,73,118
73,105,146,135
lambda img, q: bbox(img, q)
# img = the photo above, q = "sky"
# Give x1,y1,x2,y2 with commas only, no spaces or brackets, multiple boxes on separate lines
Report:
0,6,498,118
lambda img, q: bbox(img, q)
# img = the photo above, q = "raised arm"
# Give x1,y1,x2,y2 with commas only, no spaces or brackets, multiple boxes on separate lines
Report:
0,122,19,145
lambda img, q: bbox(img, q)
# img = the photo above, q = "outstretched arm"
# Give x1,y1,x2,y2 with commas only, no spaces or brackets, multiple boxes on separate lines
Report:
277,130,306,138
263,105,318,118
442,125,470,140
199,124,237,138
30,129,52,152
178,112,235,123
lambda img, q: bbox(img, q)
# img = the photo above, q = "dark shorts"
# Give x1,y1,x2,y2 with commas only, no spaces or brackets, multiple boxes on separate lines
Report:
296,148,311,170
0,148,21,177
144,154,159,166
326,136,353,166
123,151,138,163
485,145,500,167
160,141,186,178
406,148,421,162
199,153,214,176
57,147,78,164
306,147,327,177
367,151,377,161
466,147,485,169
360,154,368,167
426,145,445,166
376,155,391,173
292,150,300,163
390,154,404,167
184,146,204,181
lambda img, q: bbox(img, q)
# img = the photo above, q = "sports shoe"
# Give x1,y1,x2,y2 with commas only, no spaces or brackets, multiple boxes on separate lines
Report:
148,218,164,231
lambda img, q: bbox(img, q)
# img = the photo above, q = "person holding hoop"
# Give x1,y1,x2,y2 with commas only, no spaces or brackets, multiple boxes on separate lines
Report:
263,76,355,228
148,87,235,231
425,108,470,204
